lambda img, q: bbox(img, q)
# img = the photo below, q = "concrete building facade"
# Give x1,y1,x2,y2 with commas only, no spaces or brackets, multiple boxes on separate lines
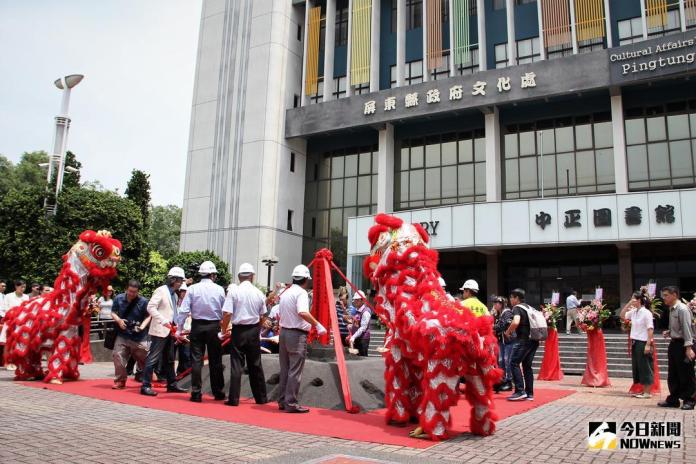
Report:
182,0,696,309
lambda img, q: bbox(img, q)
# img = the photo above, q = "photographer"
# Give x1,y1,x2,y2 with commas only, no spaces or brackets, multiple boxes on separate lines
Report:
110,280,150,389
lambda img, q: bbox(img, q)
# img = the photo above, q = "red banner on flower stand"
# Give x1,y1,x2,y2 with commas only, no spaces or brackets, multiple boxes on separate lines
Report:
581,329,611,387
538,328,563,381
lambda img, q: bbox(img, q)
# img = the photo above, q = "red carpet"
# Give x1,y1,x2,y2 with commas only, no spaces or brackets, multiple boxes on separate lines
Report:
22,380,572,449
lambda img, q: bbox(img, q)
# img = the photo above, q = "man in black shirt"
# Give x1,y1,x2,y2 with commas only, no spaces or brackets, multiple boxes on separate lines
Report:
504,288,539,401
110,280,150,389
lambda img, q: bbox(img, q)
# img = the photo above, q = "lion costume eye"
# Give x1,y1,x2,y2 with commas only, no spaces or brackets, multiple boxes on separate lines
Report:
113,247,120,256
91,244,106,260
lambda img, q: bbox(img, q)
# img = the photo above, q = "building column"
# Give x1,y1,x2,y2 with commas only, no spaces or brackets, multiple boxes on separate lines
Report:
377,123,395,213
396,0,406,86
485,107,502,202
640,0,649,40
301,0,313,106
370,0,380,92
537,0,546,60
618,244,633,304
323,0,337,102
422,0,429,82
611,91,628,194
603,0,613,47
680,0,688,32
506,0,516,66
486,251,501,299
346,0,354,96
448,0,455,76
569,0,579,54
477,0,487,71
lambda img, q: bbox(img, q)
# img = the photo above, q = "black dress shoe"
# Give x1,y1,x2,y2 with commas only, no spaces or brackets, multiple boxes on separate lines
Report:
286,406,310,413
190,394,202,403
256,399,269,405
278,403,285,410
657,400,680,408
213,393,226,401
681,402,695,410
140,387,158,397
499,383,513,392
224,400,239,406
166,385,187,393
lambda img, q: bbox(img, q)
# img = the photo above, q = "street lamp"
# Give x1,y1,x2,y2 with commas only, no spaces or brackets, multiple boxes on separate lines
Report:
261,256,279,290
45,74,84,215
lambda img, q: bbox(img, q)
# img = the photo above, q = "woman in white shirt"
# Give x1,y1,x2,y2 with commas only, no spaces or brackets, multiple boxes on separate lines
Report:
620,289,655,399
97,286,114,320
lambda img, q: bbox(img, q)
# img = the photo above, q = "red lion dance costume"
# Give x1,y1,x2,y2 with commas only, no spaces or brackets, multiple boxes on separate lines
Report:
364,214,501,440
2,230,121,384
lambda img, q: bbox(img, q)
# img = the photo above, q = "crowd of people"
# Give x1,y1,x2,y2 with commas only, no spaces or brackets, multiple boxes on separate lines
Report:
2,267,694,413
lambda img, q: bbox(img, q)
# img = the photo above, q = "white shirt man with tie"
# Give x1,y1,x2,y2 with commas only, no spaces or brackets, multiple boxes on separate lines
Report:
220,263,268,406
277,265,327,413
178,261,226,403
141,267,188,396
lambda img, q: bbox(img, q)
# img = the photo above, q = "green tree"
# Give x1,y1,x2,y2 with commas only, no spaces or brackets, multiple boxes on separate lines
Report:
168,250,231,289
53,187,149,290
140,250,170,296
13,151,49,188
125,169,151,227
148,205,181,260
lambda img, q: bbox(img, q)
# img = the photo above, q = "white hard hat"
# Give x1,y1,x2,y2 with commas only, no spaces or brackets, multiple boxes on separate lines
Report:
291,264,312,280
352,290,367,301
168,266,186,279
438,277,446,288
238,263,255,275
199,260,218,274
459,279,479,292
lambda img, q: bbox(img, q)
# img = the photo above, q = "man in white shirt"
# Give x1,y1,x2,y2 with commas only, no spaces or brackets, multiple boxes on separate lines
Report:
565,291,581,335
221,263,268,406
277,264,326,413
0,280,6,318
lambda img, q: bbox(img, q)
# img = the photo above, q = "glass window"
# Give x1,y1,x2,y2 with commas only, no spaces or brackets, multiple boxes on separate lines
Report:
516,37,541,65
359,151,371,175
303,144,378,265
504,113,613,199
625,102,696,190
397,131,485,210
495,43,508,68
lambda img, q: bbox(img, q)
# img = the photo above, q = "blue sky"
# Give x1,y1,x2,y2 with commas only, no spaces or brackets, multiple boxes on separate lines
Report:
0,0,202,206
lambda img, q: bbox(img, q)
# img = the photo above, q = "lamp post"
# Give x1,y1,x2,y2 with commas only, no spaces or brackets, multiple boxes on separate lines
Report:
45,74,84,215
261,256,279,290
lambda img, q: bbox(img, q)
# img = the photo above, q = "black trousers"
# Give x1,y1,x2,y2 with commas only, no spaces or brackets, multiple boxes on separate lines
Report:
355,336,370,357
190,319,224,396
666,339,696,404
142,335,176,389
228,323,267,404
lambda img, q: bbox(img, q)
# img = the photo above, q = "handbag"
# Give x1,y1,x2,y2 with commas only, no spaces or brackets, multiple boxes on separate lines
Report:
104,297,139,350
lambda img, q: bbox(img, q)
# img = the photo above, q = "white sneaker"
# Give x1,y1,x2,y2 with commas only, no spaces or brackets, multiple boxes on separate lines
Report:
634,393,652,399
6,363,17,371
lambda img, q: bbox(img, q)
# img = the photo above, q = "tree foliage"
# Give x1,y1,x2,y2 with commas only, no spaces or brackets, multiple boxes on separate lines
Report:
140,250,170,296
168,250,231,289
125,169,151,227
148,205,181,260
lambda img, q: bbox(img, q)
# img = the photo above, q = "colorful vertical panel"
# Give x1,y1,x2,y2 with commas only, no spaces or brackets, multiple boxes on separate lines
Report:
686,0,696,23
646,0,668,28
541,0,572,48
575,0,606,41
305,5,322,96
452,0,471,66
350,0,372,86
426,0,444,71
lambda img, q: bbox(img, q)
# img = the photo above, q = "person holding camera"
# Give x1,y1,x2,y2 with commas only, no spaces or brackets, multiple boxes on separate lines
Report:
110,280,150,389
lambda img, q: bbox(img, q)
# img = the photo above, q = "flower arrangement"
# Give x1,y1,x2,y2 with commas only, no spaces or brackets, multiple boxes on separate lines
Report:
577,299,612,332
541,303,562,330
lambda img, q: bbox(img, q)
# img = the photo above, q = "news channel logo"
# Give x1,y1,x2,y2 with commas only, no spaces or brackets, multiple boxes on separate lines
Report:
588,421,682,451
